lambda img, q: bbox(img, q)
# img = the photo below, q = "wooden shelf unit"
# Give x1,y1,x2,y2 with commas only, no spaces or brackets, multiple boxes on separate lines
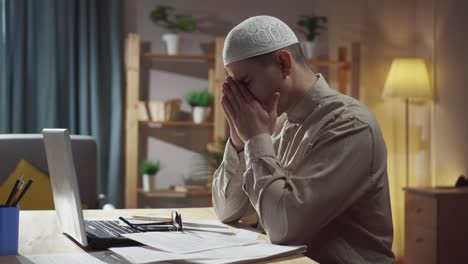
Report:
307,42,361,99
141,121,214,127
124,34,227,208
125,33,361,208
141,53,214,61
138,188,212,197
138,188,212,208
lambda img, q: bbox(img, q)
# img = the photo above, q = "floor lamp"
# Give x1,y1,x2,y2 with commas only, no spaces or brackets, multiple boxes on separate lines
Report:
382,58,432,187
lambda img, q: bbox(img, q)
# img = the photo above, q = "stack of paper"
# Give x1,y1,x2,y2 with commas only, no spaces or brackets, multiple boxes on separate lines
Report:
109,219,307,263
120,230,258,254
110,243,306,264
17,251,129,264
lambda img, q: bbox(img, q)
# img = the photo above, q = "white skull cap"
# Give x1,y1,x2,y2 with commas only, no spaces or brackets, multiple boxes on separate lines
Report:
223,15,299,66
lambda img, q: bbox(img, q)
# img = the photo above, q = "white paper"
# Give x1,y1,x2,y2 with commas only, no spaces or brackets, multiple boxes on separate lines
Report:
109,243,307,264
122,229,260,254
17,252,130,264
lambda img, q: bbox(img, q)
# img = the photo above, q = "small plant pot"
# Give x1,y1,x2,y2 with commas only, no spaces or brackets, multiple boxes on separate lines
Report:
162,33,180,55
142,174,157,191
192,106,209,124
301,41,315,59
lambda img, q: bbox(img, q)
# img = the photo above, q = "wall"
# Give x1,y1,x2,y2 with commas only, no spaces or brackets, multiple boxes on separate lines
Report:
431,0,468,185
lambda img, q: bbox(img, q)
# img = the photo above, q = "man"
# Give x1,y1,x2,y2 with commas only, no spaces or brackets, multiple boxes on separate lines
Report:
212,15,394,263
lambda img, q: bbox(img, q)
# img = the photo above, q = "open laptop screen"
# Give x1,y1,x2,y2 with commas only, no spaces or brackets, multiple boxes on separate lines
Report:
43,128,88,246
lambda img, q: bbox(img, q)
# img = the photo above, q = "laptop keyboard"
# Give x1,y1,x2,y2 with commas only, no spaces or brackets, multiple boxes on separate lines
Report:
85,220,139,238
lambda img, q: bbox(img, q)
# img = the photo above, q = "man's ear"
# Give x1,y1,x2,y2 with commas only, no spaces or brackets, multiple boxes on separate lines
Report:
275,50,293,78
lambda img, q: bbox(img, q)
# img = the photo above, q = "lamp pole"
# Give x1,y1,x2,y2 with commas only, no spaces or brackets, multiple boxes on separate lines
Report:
405,98,410,187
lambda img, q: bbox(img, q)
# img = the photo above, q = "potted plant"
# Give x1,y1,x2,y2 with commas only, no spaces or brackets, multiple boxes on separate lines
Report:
150,6,196,55
139,160,160,191
297,15,327,59
185,90,213,123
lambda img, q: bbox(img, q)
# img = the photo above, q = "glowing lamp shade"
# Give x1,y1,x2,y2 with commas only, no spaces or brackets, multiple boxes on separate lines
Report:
383,58,432,99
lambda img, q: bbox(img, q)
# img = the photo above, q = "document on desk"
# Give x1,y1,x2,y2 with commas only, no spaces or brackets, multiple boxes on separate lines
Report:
17,251,130,264
109,243,307,264
122,229,260,254
118,219,252,237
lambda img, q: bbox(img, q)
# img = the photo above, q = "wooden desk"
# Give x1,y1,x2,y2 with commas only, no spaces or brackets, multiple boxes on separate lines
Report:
0,207,316,264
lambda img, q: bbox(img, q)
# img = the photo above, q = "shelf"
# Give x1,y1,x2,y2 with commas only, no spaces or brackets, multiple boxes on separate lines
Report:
138,188,211,198
308,59,351,68
141,53,214,61
141,121,214,127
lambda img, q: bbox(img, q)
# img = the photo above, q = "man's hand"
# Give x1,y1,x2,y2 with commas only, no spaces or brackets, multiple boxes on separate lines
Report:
220,78,244,152
221,76,280,143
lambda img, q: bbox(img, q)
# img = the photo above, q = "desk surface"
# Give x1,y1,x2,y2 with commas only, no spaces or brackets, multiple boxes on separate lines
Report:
0,207,316,264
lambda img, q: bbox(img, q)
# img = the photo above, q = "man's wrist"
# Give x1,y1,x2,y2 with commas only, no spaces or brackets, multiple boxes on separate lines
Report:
230,139,244,153
245,133,275,165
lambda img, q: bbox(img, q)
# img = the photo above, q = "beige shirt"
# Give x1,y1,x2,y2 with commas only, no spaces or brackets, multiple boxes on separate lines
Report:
212,74,395,263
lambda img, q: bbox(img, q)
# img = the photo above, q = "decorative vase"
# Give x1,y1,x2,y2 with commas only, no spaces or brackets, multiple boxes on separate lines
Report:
162,33,180,55
142,174,157,191
192,106,209,124
301,41,315,59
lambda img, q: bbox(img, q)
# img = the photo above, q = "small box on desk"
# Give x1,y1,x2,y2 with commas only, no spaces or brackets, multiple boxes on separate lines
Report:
0,205,19,256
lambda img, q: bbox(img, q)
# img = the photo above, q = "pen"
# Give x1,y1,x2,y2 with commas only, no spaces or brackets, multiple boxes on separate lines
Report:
11,179,33,207
9,180,24,206
5,173,23,207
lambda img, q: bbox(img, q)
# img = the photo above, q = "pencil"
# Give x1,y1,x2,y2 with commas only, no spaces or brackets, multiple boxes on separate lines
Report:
11,179,33,207
5,173,23,207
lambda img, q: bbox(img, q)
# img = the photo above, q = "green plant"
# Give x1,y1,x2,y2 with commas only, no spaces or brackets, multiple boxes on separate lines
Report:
297,15,327,42
185,90,213,107
150,6,196,33
139,160,160,176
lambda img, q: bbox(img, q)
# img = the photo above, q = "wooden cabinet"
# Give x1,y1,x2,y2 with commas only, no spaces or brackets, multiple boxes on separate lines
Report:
404,187,468,264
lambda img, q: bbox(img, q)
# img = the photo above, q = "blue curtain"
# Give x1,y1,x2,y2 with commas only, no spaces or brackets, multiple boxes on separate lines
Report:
0,0,123,207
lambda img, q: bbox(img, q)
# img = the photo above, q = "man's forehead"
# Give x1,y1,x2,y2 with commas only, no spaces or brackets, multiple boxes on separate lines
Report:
225,60,254,80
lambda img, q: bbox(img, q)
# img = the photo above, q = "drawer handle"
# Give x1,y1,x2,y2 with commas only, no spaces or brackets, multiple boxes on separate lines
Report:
416,207,423,214
416,237,424,243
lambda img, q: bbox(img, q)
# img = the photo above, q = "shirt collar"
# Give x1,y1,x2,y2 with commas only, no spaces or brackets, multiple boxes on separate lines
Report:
286,73,338,124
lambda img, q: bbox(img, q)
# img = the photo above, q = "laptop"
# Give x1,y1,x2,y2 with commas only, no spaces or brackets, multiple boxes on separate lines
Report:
42,128,142,250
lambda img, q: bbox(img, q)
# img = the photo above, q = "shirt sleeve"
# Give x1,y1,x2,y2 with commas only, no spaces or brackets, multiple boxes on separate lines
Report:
242,117,376,245
212,138,254,223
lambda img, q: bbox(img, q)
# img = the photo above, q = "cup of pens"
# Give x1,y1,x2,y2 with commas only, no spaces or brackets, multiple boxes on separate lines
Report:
0,173,33,256
0,205,19,255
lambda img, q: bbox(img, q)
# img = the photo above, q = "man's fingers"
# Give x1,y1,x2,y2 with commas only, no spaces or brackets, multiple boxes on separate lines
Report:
222,82,240,112
226,78,246,106
221,95,236,121
221,99,233,125
237,82,255,103
269,92,280,115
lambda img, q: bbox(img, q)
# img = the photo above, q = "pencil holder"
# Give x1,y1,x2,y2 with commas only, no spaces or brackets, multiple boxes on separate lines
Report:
0,205,19,256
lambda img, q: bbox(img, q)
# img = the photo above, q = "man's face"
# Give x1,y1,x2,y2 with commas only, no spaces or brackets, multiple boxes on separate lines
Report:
226,59,284,107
